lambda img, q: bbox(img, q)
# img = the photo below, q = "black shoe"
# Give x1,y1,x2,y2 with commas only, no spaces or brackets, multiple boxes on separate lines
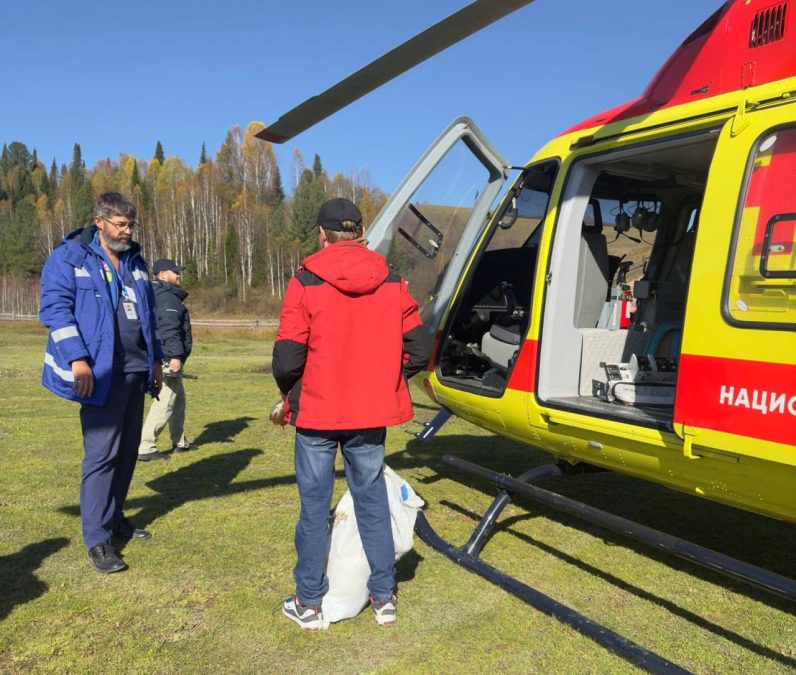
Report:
138,452,169,462
114,516,151,540
88,543,127,574
172,443,196,453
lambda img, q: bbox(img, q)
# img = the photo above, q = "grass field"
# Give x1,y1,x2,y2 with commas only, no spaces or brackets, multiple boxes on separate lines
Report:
0,321,794,674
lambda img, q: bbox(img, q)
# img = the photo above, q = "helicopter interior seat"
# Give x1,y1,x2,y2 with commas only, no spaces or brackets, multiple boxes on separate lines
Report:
639,229,697,358
572,222,617,397
573,221,610,329
474,246,538,368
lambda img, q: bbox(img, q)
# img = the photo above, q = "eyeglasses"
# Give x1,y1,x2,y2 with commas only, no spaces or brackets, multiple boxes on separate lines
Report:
99,216,139,232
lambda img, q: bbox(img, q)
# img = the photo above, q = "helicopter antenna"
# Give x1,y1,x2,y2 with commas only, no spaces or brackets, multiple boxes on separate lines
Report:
257,0,536,143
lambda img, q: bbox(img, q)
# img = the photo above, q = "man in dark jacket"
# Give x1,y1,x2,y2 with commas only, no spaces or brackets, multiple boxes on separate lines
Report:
138,259,194,460
39,192,163,574
273,198,431,631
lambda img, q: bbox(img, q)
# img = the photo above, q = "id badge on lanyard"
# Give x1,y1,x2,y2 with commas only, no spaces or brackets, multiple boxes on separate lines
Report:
100,259,139,320
122,284,138,321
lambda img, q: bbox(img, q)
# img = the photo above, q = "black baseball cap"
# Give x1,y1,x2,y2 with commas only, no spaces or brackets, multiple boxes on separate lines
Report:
152,259,185,275
317,198,362,232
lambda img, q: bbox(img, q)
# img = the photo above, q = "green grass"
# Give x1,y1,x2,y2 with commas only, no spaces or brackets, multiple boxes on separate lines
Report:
0,321,794,674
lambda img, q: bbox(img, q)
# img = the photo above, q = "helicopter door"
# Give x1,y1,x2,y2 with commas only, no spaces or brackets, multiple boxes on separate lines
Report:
675,102,796,466
366,116,509,334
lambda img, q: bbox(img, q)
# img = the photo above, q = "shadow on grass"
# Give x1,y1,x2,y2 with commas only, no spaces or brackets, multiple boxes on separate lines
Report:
402,432,796,642
193,416,256,446
442,500,796,669
59,449,300,541
395,549,423,586
58,448,346,545
0,537,69,620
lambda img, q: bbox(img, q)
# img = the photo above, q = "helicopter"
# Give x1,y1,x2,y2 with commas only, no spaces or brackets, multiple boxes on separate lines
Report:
260,0,795,668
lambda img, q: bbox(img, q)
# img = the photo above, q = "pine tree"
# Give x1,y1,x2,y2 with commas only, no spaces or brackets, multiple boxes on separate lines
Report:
312,154,323,178
154,141,165,165
71,181,94,230
68,144,84,186
291,168,326,257
49,159,58,189
7,142,32,171
223,226,240,287
0,144,9,174
0,200,39,276
269,163,285,206
199,142,207,165
131,160,142,187
38,165,51,198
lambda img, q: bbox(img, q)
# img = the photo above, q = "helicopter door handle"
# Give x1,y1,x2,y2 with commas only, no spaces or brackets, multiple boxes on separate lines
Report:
759,213,796,278
398,203,444,259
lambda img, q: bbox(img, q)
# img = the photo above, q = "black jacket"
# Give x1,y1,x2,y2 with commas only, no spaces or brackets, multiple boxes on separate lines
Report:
152,280,192,362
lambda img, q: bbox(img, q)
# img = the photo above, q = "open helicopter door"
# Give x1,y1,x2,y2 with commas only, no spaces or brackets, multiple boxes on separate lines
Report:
674,100,796,495
365,116,509,339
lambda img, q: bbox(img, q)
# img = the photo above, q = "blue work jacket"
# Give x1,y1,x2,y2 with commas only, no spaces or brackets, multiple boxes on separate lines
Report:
39,226,164,405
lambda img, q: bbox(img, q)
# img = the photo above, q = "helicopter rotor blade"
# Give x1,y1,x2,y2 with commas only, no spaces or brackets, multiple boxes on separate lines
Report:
257,0,535,144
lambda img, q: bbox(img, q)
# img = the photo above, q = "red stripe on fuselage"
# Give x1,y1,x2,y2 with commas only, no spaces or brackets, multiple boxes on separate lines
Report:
675,353,796,446
507,339,537,393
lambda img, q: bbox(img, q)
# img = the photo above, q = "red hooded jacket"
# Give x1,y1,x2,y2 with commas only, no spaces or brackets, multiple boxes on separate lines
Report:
272,241,431,430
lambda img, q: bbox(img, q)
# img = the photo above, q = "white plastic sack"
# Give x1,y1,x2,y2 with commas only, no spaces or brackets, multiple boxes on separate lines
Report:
321,465,424,627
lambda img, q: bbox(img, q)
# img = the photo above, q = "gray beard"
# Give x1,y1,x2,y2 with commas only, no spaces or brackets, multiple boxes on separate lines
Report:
105,238,131,253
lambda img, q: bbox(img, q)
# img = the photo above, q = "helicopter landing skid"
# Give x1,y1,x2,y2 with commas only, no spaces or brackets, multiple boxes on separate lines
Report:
415,454,796,674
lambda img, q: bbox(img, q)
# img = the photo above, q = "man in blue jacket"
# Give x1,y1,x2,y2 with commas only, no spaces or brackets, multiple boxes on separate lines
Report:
40,192,163,574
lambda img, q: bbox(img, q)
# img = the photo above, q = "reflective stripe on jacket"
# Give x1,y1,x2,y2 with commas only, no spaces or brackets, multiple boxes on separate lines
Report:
39,226,164,405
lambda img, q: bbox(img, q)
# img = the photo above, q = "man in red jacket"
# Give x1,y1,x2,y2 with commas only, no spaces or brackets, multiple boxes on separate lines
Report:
273,198,431,631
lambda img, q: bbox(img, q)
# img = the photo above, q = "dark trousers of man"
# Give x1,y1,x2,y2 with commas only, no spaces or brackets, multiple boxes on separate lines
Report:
79,371,146,549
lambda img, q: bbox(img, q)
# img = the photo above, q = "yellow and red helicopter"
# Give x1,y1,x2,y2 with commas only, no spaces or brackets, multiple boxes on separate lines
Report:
261,1,795,668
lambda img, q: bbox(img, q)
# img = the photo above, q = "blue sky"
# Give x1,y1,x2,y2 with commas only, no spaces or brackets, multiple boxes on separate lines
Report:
0,0,724,194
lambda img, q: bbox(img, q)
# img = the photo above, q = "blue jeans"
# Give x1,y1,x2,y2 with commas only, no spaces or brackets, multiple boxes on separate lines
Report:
293,427,395,607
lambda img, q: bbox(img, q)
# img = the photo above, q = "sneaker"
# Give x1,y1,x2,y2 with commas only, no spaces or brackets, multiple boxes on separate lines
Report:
282,595,324,631
370,595,397,626
172,443,196,453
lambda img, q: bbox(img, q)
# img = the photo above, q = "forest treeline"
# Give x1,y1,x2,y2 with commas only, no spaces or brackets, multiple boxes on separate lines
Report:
0,121,388,316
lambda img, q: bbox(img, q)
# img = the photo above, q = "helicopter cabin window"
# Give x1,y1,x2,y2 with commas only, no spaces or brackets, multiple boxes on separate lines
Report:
384,139,494,317
725,127,796,328
537,132,718,426
436,161,558,394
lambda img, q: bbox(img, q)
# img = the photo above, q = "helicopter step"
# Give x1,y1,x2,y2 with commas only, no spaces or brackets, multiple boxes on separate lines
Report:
408,405,453,441
415,455,796,673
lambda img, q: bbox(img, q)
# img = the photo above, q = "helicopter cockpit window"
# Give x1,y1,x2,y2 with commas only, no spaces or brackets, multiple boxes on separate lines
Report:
385,140,493,314
436,160,559,394
487,163,556,252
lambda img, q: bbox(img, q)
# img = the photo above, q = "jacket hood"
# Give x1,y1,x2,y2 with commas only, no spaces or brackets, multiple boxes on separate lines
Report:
154,279,188,300
302,241,388,295
65,225,143,257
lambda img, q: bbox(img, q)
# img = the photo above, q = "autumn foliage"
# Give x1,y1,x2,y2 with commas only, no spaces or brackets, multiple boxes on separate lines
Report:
0,122,387,316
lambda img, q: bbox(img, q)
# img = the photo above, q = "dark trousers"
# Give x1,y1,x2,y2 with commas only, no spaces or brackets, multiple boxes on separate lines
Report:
79,372,146,549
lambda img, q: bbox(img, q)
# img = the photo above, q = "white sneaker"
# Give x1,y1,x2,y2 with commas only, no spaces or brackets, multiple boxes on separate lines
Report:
370,595,397,626
282,595,323,631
